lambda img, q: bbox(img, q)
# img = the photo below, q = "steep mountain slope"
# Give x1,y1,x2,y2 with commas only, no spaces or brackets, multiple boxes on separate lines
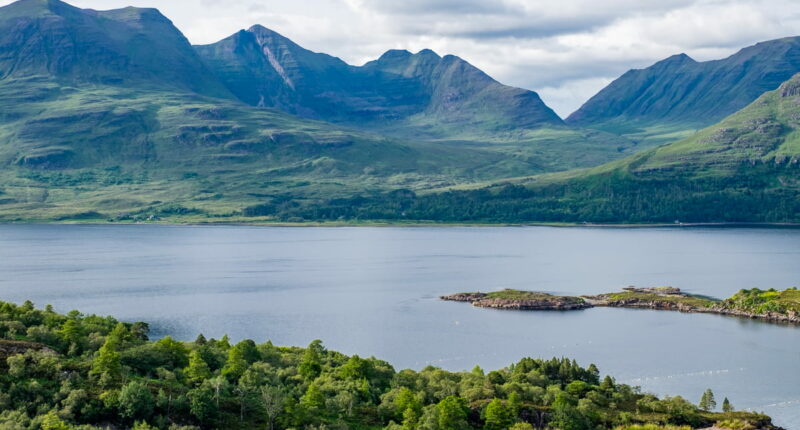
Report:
276,74,800,223
0,0,230,97
196,26,564,134
568,37,800,143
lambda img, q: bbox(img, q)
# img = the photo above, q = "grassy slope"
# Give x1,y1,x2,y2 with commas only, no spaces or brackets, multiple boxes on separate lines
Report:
568,38,800,147
336,74,800,224
0,77,506,221
0,75,642,222
719,288,800,315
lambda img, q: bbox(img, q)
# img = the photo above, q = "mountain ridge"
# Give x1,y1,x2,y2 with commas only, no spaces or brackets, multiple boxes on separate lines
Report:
568,36,800,135
196,25,564,134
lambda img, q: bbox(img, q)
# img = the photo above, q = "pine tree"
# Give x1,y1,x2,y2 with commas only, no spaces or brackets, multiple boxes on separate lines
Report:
722,397,734,412
699,389,716,411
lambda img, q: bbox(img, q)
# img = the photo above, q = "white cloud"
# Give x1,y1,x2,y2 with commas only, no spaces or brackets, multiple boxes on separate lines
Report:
2,0,800,116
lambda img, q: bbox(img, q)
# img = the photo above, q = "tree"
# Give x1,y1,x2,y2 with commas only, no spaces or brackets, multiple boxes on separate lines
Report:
300,382,325,414
153,336,190,369
260,386,285,430
436,396,468,430
185,350,212,384
722,397,734,413
550,393,589,430
118,380,155,421
699,389,716,412
222,344,249,382
484,398,514,430
41,411,72,430
91,337,122,387
298,340,324,381
509,424,534,430
507,391,521,419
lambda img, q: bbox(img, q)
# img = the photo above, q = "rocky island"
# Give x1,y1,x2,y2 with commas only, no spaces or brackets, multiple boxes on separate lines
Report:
441,290,591,310
443,287,800,325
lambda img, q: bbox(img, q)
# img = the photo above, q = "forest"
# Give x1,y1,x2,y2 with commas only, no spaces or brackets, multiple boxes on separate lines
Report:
0,300,777,430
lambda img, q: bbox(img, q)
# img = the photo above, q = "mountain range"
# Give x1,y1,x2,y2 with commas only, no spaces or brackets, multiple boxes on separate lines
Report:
196,25,563,135
0,0,798,223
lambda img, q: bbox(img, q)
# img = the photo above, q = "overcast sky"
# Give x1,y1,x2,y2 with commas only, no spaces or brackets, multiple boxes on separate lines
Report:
4,0,800,117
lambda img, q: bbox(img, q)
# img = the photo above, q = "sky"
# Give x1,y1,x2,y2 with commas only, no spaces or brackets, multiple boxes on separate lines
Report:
3,0,800,117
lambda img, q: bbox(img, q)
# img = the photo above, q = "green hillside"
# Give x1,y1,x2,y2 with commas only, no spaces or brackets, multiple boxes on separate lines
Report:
0,0,643,222
271,74,800,223
568,37,800,146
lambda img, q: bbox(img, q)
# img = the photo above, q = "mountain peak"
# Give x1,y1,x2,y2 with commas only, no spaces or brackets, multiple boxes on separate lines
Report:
247,24,289,40
377,49,412,60
655,53,695,66
416,48,441,59
0,0,77,18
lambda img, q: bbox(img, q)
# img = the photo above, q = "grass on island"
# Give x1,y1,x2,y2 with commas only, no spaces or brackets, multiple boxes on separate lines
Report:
482,289,586,304
720,287,800,315
594,291,717,308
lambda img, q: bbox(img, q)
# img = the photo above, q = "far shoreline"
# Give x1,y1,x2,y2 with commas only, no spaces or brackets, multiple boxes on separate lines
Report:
2,220,800,229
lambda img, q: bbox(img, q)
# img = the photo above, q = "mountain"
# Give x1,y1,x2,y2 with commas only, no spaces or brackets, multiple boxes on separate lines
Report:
0,0,229,97
0,0,634,222
277,74,800,223
195,26,564,134
568,37,800,142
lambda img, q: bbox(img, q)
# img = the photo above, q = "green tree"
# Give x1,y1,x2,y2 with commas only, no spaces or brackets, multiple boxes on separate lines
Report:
507,391,521,419
222,345,249,382
185,350,212,384
118,380,155,421
722,397,733,413
484,398,514,430
300,382,325,414
551,393,589,430
41,411,73,430
260,386,285,430
153,336,190,369
436,396,468,430
58,320,83,352
509,424,534,430
188,384,216,423
699,389,716,412
298,340,324,381
90,337,122,387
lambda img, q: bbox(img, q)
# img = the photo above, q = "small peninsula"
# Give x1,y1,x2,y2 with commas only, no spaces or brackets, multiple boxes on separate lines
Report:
443,287,800,325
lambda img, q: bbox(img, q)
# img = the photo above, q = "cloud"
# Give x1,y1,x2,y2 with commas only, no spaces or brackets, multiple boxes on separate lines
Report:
2,0,800,116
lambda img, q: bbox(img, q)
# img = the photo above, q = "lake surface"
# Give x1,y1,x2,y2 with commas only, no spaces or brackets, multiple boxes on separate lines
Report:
0,225,799,427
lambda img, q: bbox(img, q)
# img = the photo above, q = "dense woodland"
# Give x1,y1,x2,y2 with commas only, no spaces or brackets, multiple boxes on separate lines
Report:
243,164,800,224
0,301,776,430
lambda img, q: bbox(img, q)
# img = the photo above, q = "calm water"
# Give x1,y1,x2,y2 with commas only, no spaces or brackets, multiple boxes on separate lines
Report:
0,225,798,428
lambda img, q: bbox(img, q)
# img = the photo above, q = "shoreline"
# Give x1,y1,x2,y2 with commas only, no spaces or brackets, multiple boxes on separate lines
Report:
2,220,800,229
